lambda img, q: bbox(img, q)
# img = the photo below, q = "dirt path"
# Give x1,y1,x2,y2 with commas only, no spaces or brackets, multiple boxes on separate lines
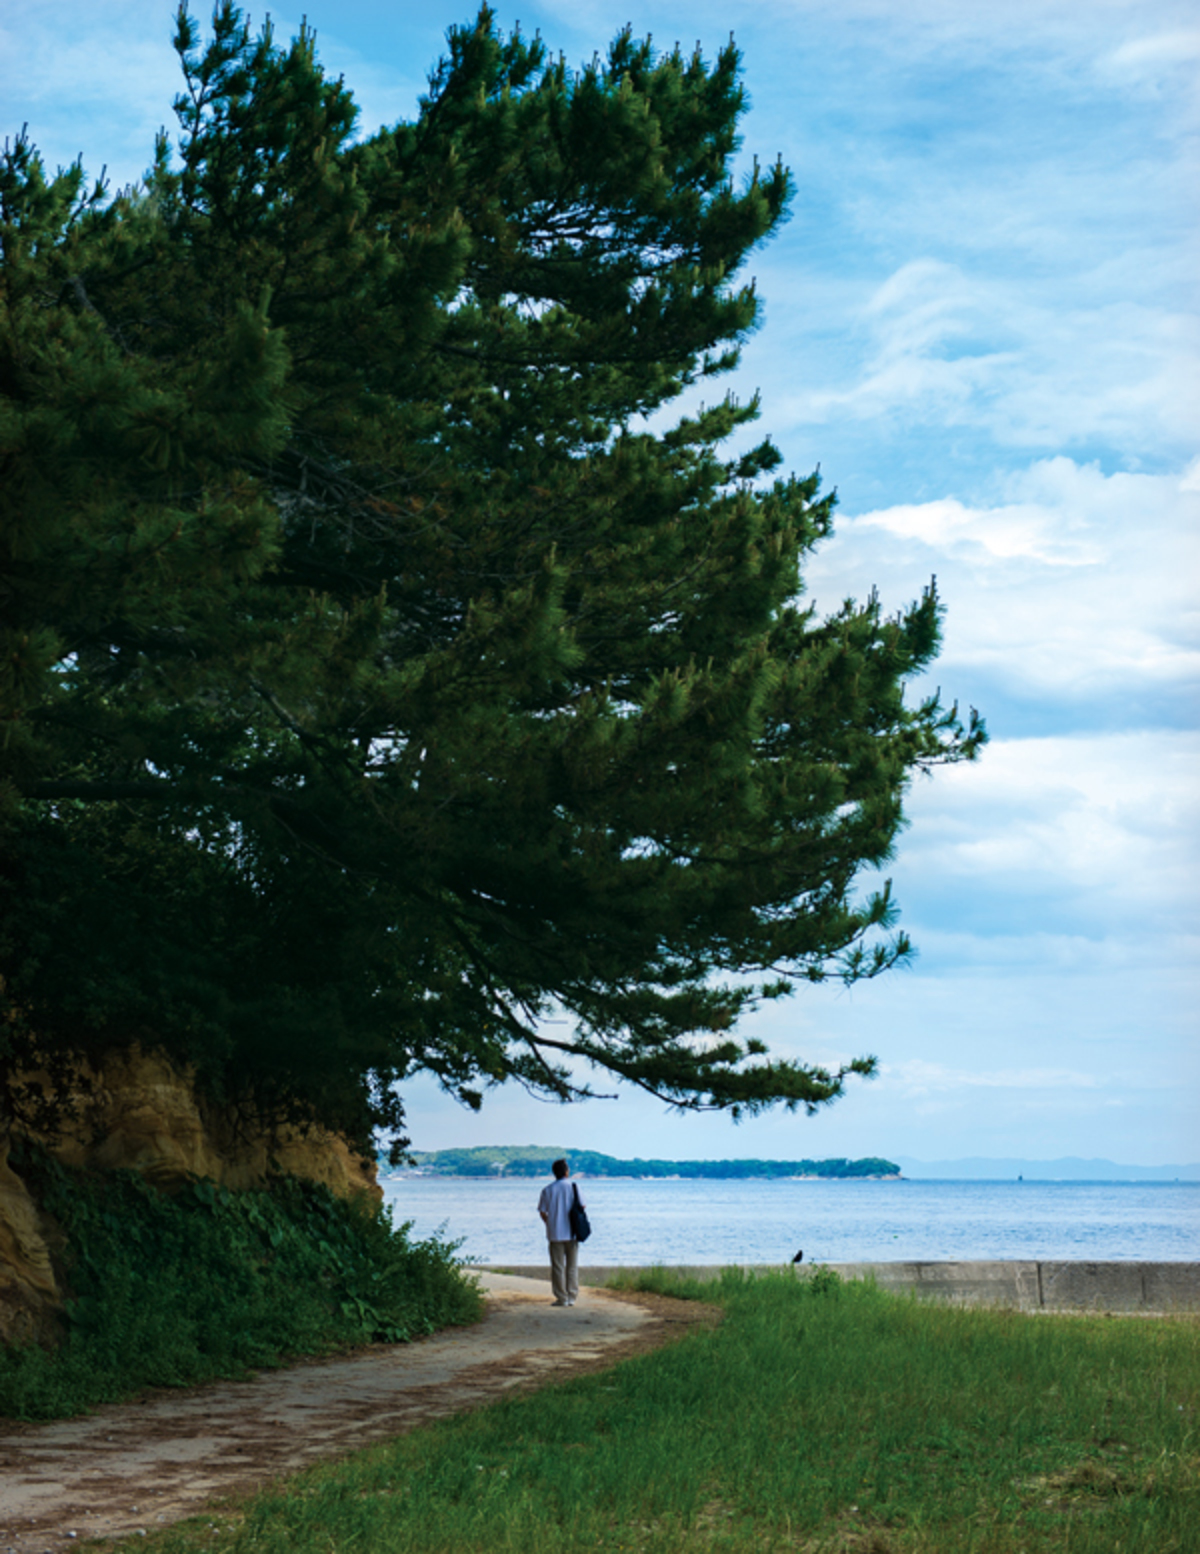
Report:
0,1274,710,1554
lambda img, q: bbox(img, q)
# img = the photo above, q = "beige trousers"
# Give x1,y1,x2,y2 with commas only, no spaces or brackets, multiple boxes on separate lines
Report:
548,1239,579,1303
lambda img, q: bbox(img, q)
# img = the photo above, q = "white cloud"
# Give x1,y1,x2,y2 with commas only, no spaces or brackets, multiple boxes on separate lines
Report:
880,1060,1105,1094
776,262,1199,461
894,730,1200,939
1107,28,1200,71
854,495,1101,566
0,2,179,186
807,459,1200,721
540,0,1200,54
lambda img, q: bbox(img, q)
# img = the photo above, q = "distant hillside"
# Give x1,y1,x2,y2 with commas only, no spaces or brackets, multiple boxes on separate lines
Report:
393,1145,900,1179
895,1156,1200,1181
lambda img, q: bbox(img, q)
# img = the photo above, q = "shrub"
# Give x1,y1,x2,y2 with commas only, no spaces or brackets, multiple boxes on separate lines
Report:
0,1146,481,1419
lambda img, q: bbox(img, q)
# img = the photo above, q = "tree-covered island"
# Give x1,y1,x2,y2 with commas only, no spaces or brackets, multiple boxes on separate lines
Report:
1,3,983,1158
399,1147,901,1178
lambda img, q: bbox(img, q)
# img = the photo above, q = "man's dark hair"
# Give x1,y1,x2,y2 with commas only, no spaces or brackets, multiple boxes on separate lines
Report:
552,1158,569,1179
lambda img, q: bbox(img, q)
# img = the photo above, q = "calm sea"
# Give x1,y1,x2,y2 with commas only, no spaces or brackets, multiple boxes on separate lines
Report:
379,1176,1200,1266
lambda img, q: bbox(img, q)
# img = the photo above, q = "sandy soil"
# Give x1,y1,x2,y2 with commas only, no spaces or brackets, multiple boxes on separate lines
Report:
0,1273,715,1554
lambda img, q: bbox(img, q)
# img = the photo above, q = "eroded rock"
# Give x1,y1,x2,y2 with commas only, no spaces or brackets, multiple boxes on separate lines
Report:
1,1043,380,1347
0,1140,63,1346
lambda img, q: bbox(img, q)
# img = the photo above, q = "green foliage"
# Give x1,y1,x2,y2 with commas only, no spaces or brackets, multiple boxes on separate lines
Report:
126,1275,1199,1554
406,1144,900,1177
1,3,985,1147
604,1264,729,1300
605,1263,843,1300
0,1148,481,1420
804,1262,843,1295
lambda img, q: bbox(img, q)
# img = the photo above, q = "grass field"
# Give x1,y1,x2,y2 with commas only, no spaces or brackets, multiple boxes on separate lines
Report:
115,1269,1198,1554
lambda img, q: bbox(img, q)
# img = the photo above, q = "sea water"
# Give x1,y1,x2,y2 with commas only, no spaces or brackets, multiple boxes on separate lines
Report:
380,1176,1200,1266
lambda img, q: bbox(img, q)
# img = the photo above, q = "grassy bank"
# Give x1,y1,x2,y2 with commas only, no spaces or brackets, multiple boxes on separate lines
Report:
0,1148,482,1420
110,1268,1197,1554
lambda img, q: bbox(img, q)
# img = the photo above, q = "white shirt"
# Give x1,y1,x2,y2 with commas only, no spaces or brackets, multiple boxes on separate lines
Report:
537,1176,585,1241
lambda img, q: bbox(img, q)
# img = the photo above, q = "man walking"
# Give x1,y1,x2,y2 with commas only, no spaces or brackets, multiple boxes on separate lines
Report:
537,1158,585,1307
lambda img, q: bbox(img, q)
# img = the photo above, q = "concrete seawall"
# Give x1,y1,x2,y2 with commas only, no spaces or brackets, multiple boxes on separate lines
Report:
484,1261,1200,1313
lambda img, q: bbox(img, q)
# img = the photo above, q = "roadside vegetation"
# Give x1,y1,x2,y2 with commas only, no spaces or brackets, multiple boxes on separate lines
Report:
111,1270,1197,1554
0,1146,481,1420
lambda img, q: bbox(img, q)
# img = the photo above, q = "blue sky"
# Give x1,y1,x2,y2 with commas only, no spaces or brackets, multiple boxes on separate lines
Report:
4,0,1197,1163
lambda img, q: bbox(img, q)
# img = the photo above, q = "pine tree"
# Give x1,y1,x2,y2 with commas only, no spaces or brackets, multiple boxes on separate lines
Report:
1,4,984,1152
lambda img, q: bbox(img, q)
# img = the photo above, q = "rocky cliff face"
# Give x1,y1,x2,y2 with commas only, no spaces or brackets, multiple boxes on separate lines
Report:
0,1044,381,1347
0,1143,64,1347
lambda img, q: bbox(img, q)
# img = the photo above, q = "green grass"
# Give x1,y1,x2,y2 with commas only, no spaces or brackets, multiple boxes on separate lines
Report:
105,1268,1199,1554
0,1146,482,1420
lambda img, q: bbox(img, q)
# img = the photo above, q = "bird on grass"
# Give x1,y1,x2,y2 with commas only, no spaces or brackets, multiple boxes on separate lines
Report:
792,1250,804,1263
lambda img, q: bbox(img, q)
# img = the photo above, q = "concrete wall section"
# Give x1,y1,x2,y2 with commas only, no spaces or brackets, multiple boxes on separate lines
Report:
1036,1261,1200,1313
1143,1263,1200,1312
484,1261,1200,1312
823,1261,1043,1310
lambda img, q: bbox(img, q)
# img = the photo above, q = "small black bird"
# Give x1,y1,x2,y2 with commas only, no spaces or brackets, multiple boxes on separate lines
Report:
792,1249,804,1263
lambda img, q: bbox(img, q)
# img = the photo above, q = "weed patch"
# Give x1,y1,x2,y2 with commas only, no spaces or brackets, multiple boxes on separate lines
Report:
0,1145,481,1419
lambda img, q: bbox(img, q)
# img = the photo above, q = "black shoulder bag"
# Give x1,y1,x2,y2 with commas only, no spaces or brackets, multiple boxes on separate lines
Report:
569,1182,592,1243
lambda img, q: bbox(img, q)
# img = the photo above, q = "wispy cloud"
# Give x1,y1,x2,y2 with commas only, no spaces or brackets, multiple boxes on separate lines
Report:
880,1060,1105,1094
806,459,1200,732
852,496,1102,566
892,728,1200,930
0,2,179,185
770,261,1199,466
1107,27,1200,72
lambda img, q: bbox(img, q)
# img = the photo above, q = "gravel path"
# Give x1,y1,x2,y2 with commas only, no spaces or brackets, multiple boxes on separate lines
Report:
0,1273,706,1554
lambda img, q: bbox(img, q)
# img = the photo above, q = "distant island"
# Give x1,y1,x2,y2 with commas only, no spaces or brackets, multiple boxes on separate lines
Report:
390,1145,901,1179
